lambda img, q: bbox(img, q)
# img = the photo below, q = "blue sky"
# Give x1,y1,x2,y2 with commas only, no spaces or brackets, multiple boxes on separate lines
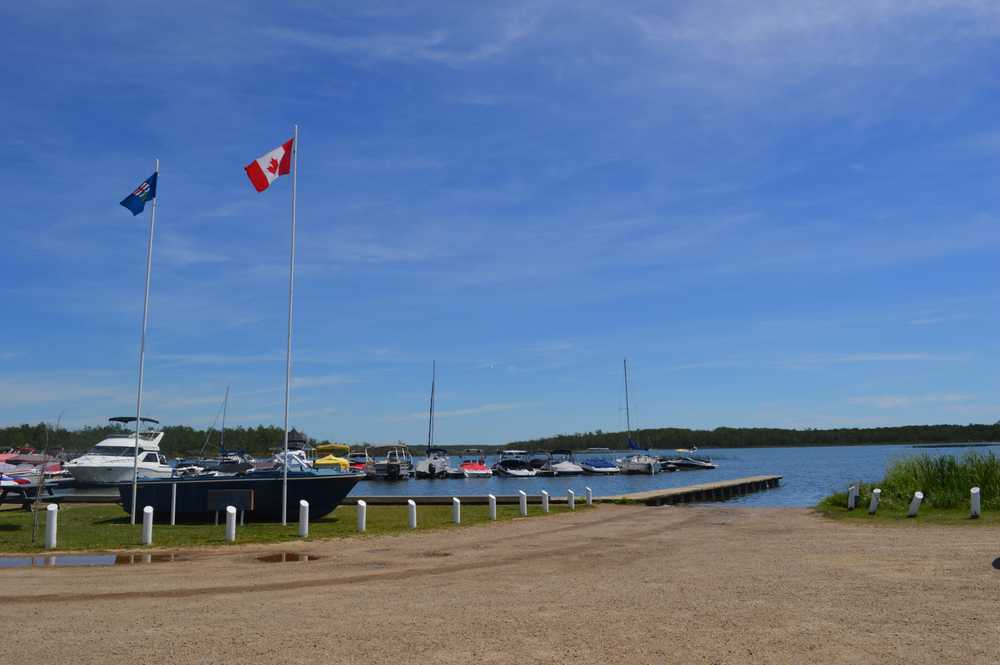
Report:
2,1,1000,444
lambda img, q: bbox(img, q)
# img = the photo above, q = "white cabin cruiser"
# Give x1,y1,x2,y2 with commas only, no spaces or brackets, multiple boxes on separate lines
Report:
548,449,584,475
64,417,174,486
494,450,537,477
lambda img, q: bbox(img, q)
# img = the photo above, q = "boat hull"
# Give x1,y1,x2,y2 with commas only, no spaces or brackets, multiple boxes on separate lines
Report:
67,463,175,486
116,471,364,522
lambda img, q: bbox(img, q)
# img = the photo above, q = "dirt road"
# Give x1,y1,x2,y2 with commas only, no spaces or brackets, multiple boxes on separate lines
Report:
5,505,998,664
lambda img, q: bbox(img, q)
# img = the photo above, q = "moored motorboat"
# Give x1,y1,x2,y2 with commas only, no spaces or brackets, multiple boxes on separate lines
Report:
549,449,584,475
415,447,451,479
373,445,414,480
659,455,717,470
457,448,492,477
64,417,174,485
494,450,537,477
348,449,376,477
578,448,620,474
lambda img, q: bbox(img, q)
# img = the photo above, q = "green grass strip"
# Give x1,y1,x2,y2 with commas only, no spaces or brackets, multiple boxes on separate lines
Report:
0,502,590,553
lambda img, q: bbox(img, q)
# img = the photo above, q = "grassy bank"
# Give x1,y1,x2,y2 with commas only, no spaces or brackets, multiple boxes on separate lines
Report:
817,452,1000,524
0,502,589,553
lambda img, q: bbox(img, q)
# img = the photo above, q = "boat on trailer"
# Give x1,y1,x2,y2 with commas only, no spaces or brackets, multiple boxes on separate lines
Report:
117,463,365,523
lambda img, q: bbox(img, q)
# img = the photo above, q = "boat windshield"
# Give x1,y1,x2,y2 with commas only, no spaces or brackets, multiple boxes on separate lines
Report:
85,446,137,457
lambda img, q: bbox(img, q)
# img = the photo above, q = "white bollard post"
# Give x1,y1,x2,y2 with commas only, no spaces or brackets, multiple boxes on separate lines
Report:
971,487,981,519
408,499,417,529
142,506,154,545
452,497,461,524
357,500,367,532
869,488,881,515
518,490,528,516
907,491,923,518
568,489,576,510
540,490,549,513
847,485,858,510
225,505,237,542
298,500,309,538
488,494,497,521
170,482,177,526
44,503,58,550
586,487,593,506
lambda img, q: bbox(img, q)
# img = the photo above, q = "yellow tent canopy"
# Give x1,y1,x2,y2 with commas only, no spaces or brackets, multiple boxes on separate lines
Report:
314,443,351,456
314,454,349,470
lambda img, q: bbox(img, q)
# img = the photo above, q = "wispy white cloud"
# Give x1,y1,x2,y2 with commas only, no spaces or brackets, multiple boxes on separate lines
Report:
847,393,976,409
147,352,279,367
386,401,534,422
783,352,971,370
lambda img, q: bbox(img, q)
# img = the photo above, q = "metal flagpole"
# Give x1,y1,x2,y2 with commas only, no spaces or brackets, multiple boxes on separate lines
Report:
427,361,436,448
220,385,230,452
281,126,298,526
131,159,158,524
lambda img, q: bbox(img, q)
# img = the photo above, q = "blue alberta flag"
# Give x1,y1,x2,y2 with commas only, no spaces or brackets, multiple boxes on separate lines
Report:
627,437,644,451
120,172,157,216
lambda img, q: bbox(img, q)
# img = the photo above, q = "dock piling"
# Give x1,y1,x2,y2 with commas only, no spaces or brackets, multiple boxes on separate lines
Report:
44,503,57,550
408,499,417,529
452,497,461,524
540,490,549,513
971,487,981,519
869,488,881,515
142,506,154,545
907,491,924,518
298,500,309,538
586,487,593,506
518,490,527,516
225,505,237,542
488,494,497,521
847,485,858,510
357,500,367,532
568,489,575,510
170,482,177,526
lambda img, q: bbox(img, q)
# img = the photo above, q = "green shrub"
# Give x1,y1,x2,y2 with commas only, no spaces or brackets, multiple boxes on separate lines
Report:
850,452,1000,511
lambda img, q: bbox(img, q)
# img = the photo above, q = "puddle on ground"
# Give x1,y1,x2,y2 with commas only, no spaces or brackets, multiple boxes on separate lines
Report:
0,553,188,568
256,552,322,563
421,551,452,558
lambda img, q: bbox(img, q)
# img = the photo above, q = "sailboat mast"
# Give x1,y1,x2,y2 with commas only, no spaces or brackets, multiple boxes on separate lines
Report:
220,385,229,452
427,361,436,447
623,357,631,435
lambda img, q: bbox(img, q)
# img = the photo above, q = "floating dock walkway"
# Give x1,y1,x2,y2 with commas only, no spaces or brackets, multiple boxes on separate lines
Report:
605,475,783,505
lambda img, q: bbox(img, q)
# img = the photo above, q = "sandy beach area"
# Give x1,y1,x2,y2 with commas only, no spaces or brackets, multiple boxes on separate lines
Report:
5,504,998,664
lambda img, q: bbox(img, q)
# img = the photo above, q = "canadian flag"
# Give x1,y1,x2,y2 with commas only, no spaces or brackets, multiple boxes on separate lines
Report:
244,138,294,192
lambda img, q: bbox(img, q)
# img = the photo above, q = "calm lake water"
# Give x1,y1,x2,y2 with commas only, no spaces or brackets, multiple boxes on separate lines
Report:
351,444,1000,507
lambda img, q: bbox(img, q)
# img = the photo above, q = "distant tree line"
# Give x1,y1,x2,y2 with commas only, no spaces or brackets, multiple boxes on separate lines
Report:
4,422,1000,456
503,424,1000,451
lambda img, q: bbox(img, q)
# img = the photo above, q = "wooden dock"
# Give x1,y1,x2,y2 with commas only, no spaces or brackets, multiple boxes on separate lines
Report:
605,475,782,505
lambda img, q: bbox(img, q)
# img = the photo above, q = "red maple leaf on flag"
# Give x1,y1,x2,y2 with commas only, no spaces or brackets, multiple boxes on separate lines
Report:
267,158,279,174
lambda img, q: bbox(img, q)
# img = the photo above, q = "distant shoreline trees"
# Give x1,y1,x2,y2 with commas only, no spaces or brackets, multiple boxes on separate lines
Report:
2,422,999,455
